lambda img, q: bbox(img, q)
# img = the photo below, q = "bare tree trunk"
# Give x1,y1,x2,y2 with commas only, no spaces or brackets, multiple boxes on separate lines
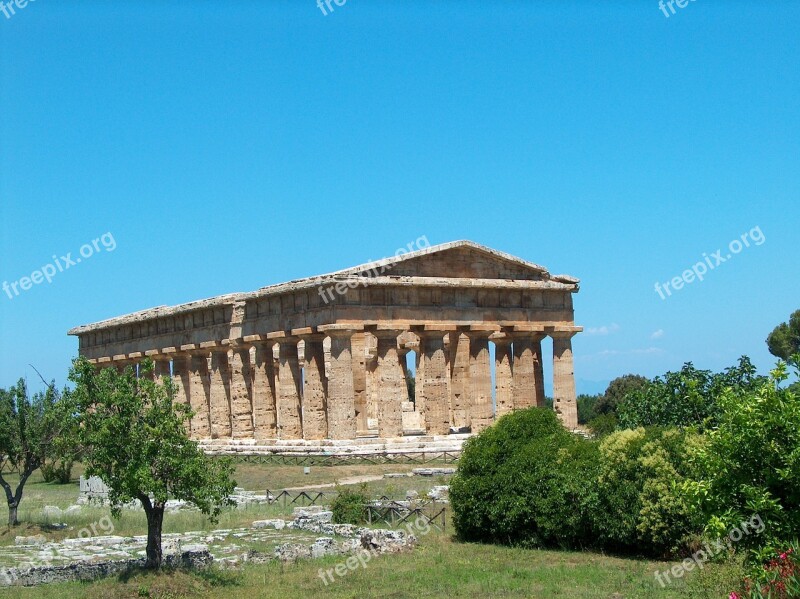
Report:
7,504,18,527
141,496,165,569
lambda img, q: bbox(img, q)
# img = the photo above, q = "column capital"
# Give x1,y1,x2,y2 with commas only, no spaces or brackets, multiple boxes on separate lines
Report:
318,323,364,335
549,326,582,340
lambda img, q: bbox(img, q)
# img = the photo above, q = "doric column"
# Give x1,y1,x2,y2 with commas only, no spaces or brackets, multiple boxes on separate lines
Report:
187,349,212,439
276,336,303,439
251,340,277,440
112,355,130,374
552,332,578,429
154,357,172,382
169,355,189,406
416,327,452,435
321,326,358,440
374,327,407,438
448,332,471,430
351,332,369,435
228,342,255,439
491,332,514,419
209,347,232,439
512,332,546,409
297,332,328,440
467,329,493,433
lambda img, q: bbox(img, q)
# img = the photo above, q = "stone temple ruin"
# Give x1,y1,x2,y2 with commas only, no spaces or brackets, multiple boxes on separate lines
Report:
68,241,581,455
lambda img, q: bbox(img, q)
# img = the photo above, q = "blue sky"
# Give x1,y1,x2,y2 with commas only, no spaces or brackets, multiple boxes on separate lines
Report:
1,0,798,394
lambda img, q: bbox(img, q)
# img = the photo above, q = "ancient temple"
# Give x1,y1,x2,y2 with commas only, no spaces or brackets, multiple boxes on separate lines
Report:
68,240,581,452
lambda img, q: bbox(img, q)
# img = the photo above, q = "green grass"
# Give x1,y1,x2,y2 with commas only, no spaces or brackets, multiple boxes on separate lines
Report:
1,533,697,599
0,462,740,598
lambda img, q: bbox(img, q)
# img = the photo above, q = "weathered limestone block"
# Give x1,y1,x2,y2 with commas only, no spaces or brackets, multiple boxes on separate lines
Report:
277,338,303,439
209,350,232,439
467,332,493,432
492,333,514,418
448,332,471,429
252,343,277,440
300,334,327,440
552,333,578,429
325,329,357,440
419,331,449,435
188,352,212,439
375,330,406,438
228,347,255,439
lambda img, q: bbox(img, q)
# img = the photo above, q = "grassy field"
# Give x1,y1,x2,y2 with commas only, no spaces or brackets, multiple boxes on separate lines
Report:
0,462,737,598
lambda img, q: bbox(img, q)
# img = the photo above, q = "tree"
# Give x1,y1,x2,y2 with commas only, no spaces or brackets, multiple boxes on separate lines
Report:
0,379,71,526
767,310,800,361
595,374,650,416
616,357,764,431
685,360,800,554
69,357,236,569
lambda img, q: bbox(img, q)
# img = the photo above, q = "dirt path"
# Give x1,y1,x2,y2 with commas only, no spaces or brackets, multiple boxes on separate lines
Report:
282,474,385,491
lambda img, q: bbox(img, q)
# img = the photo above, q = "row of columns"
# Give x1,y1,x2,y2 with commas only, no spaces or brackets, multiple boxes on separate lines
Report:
100,325,578,440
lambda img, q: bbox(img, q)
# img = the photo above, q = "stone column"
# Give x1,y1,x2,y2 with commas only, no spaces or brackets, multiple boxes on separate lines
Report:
491,332,514,419
533,337,546,407
448,332,471,430
169,355,190,406
188,350,212,439
417,329,450,435
252,342,277,440
277,337,303,439
351,332,369,435
467,331,493,433
374,328,406,438
323,328,357,440
228,344,255,439
299,333,328,440
209,348,232,439
512,333,545,410
552,332,578,429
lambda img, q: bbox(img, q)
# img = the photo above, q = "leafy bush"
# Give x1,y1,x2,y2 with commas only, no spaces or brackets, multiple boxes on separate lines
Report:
595,375,650,416
40,459,73,484
331,483,369,524
617,357,765,430
593,427,702,556
450,408,599,549
684,362,800,554
577,393,601,425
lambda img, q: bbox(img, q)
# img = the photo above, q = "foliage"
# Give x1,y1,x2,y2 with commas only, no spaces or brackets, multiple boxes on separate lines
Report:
684,362,800,555
330,483,369,524
731,544,800,599
595,375,650,416
767,310,800,361
576,393,601,425
587,413,618,437
0,378,75,525
69,357,236,568
617,357,765,431
450,408,599,549
40,458,74,484
593,427,703,556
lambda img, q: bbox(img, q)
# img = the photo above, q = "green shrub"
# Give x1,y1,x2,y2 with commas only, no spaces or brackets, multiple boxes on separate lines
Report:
40,459,74,484
331,483,369,524
450,408,599,549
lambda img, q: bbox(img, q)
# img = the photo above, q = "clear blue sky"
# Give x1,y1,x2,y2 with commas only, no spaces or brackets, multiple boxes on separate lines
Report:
1,0,798,394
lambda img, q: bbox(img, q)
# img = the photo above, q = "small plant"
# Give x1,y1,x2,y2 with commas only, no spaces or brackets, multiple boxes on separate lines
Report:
331,483,369,524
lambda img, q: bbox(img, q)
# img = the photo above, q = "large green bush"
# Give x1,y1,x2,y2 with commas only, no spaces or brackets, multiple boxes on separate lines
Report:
330,483,369,524
450,408,599,549
593,427,703,556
